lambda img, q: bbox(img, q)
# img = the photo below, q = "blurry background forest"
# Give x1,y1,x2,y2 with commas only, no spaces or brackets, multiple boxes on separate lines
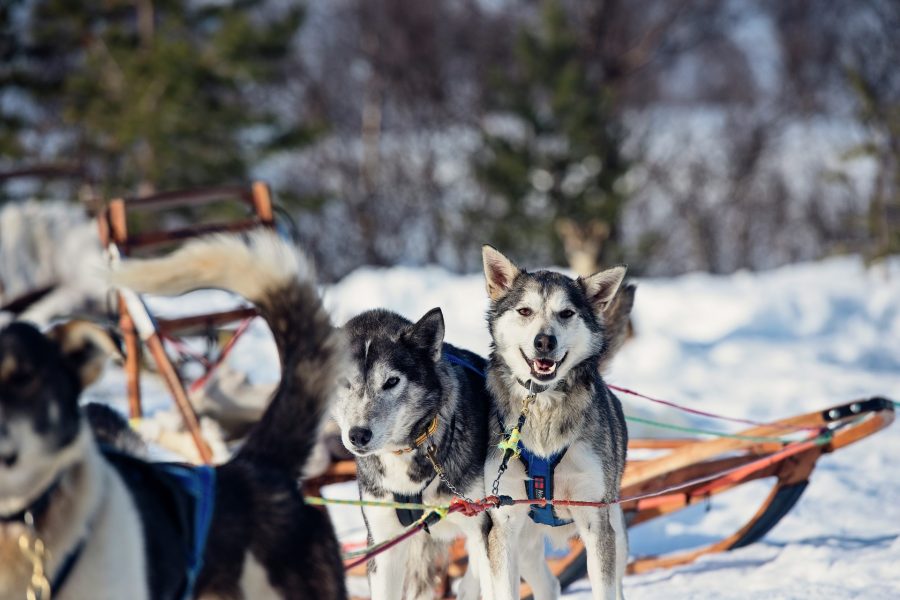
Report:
1,0,898,281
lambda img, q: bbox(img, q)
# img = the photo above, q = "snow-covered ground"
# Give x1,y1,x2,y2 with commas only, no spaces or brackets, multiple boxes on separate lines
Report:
84,254,900,598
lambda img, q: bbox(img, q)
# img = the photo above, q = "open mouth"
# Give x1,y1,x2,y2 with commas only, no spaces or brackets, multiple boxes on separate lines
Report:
520,349,567,381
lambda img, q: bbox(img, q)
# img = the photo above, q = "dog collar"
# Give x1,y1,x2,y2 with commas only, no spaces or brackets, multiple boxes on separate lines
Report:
515,377,550,394
0,477,61,525
392,415,439,455
515,376,572,395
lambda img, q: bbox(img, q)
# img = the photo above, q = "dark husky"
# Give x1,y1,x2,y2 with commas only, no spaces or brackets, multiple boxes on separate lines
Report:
0,231,345,599
332,308,492,600
480,246,630,600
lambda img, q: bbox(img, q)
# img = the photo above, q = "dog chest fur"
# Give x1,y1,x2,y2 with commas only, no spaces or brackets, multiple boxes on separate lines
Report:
0,427,150,600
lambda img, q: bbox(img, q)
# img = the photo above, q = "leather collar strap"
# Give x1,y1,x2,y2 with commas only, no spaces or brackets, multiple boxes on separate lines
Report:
515,377,549,394
515,377,571,395
392,415,439,455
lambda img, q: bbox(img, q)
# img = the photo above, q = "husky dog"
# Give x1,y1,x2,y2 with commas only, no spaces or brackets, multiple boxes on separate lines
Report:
0,231,345,599
480,246,630,600
333,308,493,600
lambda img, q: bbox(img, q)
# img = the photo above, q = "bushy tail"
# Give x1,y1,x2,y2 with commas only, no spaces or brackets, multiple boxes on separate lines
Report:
599,283,636,374
112,230,342,478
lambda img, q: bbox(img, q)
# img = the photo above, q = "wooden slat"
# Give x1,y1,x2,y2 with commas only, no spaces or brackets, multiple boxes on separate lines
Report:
119,185,253,212
621,400,889,490
109,199,129,248
251,181,275,225
627,449,821,574
119,297,143,419
145,333,213,464
156,307,258,336
627,438,696,450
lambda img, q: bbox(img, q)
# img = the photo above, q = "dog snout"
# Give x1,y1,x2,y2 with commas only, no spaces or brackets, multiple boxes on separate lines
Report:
348,426,373,448
533,333,557,354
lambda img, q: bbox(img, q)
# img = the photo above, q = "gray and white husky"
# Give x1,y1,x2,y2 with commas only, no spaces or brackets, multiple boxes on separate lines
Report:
332,308,494,600
0,232,346,599
481,245,630,600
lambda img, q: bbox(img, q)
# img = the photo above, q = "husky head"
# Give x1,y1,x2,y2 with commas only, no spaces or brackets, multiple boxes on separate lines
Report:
333,308,446,457
0,321,119,517
482,245,626,387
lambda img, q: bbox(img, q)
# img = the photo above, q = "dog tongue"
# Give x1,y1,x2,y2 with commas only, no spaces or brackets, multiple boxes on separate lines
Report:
533,358,556,373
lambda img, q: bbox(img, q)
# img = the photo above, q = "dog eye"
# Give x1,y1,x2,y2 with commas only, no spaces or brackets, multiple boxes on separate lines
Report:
382,376,400,390
517,308,533,317
559,309,575,319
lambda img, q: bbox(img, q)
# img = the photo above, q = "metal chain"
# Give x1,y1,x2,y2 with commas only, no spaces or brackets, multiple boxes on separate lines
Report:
490,462,508,498
491,390,538,497
424,442,475,503
19,512,52,600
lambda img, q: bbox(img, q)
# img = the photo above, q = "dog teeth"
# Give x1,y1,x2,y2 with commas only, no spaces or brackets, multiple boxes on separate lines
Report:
532,359,557,374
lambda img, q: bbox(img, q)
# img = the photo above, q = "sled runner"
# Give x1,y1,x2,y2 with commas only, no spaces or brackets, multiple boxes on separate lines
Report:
303,395,894,599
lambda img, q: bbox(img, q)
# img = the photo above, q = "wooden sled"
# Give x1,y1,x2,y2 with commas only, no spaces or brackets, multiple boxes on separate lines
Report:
302,396,895,599
98,183,277,463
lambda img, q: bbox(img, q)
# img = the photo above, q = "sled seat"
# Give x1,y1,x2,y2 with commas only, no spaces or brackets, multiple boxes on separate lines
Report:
97,183,276,463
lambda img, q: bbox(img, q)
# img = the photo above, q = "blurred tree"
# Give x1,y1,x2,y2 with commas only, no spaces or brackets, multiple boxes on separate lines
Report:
473,0,630,274
841,1,900,262
0,0,313,199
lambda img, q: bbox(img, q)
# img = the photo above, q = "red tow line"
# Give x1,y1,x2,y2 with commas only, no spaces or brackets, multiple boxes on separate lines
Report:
341,429,830,570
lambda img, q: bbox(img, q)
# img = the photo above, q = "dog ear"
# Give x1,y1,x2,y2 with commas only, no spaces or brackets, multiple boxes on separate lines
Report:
578,266,627,314
482,245,520,301
403,308,445,361
46,320,124,389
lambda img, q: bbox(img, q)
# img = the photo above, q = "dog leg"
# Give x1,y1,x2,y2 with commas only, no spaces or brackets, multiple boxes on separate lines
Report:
518,529,560,600
571,505,627,600
402,533,444,600
457,562,481,600
487,508,525,600
457,514,496,600
364,504,410,600
609,504,628,599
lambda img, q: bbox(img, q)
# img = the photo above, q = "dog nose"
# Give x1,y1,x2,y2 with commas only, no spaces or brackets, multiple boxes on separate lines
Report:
349,426,373,448
0,452,17,468
533,333,557,354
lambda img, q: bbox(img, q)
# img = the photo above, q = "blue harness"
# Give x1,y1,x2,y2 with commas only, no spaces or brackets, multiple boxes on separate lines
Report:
103,448,216,599
517,445,573,527
446,352,572,528
157,463,217,598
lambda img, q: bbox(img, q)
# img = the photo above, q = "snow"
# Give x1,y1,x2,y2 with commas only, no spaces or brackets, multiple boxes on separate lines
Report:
83,254,900,598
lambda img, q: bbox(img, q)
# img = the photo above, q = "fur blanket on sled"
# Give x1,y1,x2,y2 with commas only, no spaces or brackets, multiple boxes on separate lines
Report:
0,199,107,326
